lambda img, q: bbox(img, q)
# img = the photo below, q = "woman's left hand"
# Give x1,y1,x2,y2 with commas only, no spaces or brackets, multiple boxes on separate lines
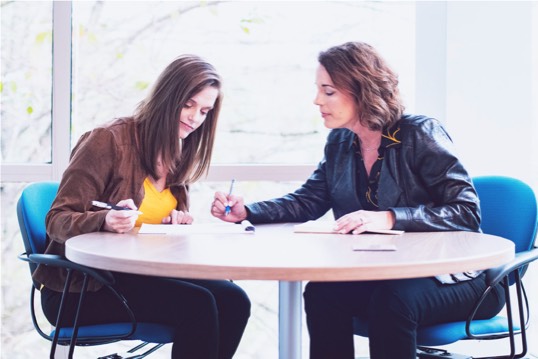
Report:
162,210,194,224
334,210,395,234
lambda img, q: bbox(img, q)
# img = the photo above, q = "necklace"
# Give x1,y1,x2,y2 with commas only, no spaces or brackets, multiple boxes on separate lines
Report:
361,145,379,152
360,142,380,152
356,134,381,152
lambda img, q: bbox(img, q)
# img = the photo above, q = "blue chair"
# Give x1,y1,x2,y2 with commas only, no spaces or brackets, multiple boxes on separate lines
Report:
17,181,175,358
353,175,538,358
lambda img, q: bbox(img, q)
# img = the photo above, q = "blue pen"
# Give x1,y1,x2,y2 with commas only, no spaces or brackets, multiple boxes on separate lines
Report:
224,179,235,216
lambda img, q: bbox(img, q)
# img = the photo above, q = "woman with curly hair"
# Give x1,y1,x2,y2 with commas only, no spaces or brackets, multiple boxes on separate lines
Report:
211,42,505,358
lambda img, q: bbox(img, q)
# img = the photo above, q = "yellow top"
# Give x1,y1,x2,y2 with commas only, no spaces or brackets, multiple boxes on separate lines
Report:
135,178,178,227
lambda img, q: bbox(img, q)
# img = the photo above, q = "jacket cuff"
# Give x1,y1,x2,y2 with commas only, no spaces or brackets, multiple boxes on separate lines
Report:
389,207,408,230
244,203,267,224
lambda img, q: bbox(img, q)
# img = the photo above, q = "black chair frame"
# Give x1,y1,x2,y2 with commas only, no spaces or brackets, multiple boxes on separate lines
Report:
418,247,538,359
18,252,165,359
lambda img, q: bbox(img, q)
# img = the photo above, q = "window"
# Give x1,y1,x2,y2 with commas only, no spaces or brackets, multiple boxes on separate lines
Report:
2,2,416,357
1,1,53,164
71,1,415,164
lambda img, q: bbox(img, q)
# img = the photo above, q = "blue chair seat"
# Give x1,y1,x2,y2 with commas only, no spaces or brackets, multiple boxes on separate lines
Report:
353,315,521,346
416,316,521,346
52,323,175,344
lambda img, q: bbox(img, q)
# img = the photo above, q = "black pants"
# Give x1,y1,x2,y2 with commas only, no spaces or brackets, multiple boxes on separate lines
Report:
41,272,251,359
303,273,505,359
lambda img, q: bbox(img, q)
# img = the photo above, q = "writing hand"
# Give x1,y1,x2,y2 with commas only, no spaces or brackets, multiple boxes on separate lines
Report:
103,199,141,233
211,191,247,223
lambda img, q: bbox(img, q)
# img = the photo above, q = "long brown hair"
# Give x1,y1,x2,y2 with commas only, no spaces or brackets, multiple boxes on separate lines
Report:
134,54,222,184
318,41,404,130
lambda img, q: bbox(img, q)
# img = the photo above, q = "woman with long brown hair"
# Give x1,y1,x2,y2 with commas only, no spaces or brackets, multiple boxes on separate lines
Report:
35,54,250,359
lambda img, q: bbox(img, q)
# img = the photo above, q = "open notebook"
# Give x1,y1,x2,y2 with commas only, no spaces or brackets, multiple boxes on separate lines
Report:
293,220,404,235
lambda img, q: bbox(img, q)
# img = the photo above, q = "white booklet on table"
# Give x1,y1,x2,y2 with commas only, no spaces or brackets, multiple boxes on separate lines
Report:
293,220,404,235
293,220,401,251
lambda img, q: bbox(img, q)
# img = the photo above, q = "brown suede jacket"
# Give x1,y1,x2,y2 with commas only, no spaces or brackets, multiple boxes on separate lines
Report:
33,118,189,292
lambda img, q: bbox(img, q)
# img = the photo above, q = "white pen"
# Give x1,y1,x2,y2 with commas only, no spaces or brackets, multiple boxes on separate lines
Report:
91,200,143,214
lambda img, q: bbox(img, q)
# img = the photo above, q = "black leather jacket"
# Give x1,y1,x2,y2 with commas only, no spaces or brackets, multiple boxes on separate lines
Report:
246,114,481,233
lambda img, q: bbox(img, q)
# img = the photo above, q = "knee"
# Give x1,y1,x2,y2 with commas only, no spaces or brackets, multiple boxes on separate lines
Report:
232,285,251,321
191,288,219,322
219,283,251,320
368,286,413,324
304,282,332,314
159,286,220,334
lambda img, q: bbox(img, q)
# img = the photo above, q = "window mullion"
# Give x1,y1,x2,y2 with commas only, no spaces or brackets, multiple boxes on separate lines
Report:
51,0,73,181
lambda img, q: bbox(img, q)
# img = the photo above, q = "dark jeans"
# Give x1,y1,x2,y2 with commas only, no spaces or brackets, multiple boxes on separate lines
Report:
41,272,251,359
303,273,505,359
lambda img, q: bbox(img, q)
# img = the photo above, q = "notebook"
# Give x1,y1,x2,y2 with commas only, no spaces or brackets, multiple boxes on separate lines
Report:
293,220,404,235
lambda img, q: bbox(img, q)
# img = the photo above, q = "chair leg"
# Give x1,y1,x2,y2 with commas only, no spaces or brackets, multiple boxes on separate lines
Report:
68,275,90,358
51,270,74,358
417,346,471,359
54,345,69,359
131,343,165,358
97,343,167,359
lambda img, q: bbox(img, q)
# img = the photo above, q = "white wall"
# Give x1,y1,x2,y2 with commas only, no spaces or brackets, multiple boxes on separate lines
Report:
416,1,536,190
446,1,536,188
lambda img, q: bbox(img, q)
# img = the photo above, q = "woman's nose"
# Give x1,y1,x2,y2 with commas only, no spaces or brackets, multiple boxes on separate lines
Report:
313,93,322,106
187,110,197,122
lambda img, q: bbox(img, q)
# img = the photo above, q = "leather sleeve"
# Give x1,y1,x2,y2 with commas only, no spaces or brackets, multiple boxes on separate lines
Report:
389,117,481,232
246,159,333,224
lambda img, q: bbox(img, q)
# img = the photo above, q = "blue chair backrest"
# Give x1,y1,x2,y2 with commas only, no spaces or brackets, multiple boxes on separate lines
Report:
17,182,60,272
473,176,537,253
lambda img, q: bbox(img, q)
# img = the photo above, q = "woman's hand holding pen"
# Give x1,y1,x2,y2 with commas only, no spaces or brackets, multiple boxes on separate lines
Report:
102,199,141,233
211,192,248,223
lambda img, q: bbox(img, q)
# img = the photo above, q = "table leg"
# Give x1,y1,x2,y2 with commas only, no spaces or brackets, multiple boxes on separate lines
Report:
279,281,303,359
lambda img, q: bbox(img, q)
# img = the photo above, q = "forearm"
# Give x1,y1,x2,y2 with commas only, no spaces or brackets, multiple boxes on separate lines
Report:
47,208,107,243
391,201,480,232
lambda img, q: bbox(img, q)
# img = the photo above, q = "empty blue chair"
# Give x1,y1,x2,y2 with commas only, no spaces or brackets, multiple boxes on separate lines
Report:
17,181,175,358
354,175,538,358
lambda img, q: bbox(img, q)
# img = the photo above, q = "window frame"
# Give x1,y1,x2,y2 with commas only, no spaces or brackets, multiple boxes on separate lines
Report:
6,2,535,187
2,1,430,183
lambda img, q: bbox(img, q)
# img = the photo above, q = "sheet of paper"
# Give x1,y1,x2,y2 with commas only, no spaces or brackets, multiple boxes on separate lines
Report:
352,243,397,251
138,221,255,235
293,220,404,235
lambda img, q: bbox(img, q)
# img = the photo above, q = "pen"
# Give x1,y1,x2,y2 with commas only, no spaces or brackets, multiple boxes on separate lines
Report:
241,220,255,232
91,200,143,214
224,179,235,216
